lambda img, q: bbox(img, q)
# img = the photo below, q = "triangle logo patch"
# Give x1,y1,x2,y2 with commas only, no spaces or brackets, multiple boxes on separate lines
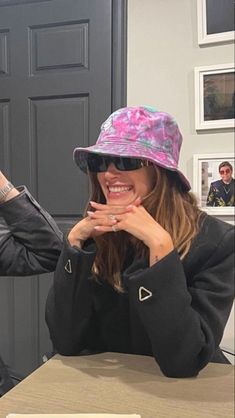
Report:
65,259,72,274
139,286,152,301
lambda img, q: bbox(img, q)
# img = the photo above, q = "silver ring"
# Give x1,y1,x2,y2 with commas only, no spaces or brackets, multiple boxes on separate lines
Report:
112,224,118,232
109,214,116,220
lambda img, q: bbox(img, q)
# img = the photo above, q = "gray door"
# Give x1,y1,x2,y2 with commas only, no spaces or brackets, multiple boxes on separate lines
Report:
0,0,126,377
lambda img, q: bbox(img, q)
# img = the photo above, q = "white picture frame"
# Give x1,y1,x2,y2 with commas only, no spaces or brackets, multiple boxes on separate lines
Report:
197,0,235,45
194,63,235,130
193,153,235,215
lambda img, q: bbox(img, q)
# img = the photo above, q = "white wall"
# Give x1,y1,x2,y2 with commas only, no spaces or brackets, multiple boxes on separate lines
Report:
127,0,234,184
127,0,234,362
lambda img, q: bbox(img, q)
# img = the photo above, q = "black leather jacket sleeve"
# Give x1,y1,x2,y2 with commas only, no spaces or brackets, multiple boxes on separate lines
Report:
0,186,63,276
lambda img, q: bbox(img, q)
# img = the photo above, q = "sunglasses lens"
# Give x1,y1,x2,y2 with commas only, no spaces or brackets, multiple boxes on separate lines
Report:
87,154,146,172
116,157,142,171
220,169,230,174
87,154,107,172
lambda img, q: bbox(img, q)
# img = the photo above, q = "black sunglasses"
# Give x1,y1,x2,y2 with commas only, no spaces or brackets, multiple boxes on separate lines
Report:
87,154,151,173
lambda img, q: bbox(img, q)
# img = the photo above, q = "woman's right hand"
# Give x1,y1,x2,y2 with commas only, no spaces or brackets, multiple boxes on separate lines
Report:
67,214,118,248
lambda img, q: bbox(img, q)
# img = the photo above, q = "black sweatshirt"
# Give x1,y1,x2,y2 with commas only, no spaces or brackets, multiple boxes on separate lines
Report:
46,215,234,378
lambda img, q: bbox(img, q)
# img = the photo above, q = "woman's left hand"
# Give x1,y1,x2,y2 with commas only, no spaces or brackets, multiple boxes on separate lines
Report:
89,201,174,263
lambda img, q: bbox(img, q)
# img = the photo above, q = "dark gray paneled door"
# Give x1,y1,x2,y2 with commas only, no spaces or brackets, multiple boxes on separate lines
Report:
0,0,126,377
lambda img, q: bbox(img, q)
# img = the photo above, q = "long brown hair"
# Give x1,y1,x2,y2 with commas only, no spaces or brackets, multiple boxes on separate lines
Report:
86,166,204,291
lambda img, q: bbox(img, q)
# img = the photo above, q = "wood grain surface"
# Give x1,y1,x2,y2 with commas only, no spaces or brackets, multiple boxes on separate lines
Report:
0,353,234,418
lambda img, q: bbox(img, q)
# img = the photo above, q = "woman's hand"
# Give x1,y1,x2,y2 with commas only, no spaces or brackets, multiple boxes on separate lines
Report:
90,200,174,264
67,215,117,248
68,197,141,248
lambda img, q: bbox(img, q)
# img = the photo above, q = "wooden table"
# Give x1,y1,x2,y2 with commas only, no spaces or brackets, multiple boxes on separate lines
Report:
0,353,234,418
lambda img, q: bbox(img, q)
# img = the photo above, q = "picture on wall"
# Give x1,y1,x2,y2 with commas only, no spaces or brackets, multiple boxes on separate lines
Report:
197,0,235,45
194,63,235,130
193,153,235,215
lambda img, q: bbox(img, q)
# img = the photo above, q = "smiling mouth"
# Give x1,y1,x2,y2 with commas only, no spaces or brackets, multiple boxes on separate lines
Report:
108,186,132,193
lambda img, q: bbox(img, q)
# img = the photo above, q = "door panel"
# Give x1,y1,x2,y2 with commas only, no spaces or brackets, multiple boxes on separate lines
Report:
0,0,126,377
30,94,89,214
0,0,112,193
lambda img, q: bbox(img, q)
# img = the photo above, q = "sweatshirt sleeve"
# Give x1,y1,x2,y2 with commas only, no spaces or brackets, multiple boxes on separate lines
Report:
45,238,97,355
125,226,234,378
0,186,62,276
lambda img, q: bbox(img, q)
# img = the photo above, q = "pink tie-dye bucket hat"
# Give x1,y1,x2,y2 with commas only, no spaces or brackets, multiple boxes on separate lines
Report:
73,105,191,191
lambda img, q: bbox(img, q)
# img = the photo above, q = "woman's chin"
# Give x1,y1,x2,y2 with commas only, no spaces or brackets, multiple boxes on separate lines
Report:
106,192,136,206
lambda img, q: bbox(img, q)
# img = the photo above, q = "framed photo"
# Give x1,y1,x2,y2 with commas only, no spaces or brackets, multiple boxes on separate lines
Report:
194,63,235,130
193,153,235,215
197,0,235,45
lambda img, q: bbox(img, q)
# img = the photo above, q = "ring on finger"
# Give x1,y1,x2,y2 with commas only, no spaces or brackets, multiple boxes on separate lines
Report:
109,214,116,221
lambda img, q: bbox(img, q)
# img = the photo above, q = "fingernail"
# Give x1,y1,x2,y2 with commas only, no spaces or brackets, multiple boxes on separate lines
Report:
87,211,93,216
90,201,96,206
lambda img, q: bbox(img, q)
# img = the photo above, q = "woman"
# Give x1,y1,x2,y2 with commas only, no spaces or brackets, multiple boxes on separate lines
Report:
0,169,62,394
46,106,234,378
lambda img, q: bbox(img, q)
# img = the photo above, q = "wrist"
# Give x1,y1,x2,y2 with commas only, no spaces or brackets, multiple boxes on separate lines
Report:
0,171,20,203
67,232,84,249
0,181,16,203
148,234,174,265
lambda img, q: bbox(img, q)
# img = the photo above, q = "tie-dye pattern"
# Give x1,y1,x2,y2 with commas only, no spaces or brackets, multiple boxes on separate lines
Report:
74,106,191,191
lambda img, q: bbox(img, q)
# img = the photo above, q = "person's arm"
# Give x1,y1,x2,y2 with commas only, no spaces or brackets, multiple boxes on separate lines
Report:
45,238,97,355
0,171,63,276
125,223,234,378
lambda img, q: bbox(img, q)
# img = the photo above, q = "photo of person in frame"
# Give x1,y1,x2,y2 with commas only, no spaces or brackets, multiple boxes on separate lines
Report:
206,161,235,206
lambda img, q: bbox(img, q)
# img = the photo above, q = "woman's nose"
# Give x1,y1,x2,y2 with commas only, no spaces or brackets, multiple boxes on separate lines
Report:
104,162,120,177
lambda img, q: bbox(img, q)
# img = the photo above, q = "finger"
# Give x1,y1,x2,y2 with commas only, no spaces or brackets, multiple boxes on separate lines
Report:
89,216,118,228
87,210,105,218
89,201,108,209
89,202,135,215
89,201,128,212
87,211,119,223
94,225,121,233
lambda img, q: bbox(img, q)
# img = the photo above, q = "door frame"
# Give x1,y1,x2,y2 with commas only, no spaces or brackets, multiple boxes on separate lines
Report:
112,0,127,110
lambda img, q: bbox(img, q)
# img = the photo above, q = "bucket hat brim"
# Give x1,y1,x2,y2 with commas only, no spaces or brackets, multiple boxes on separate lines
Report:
73,141,191,191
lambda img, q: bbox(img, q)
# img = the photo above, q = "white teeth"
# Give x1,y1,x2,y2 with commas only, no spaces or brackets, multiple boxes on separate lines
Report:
109,186,131,193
